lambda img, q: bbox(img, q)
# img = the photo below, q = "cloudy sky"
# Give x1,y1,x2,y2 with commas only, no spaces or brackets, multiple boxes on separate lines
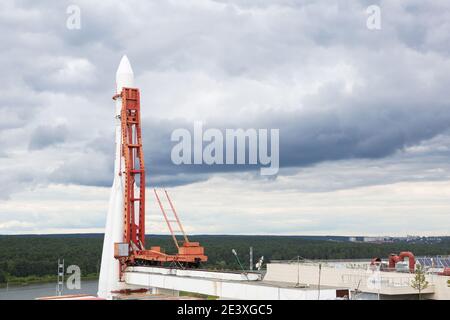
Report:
1,0,450,236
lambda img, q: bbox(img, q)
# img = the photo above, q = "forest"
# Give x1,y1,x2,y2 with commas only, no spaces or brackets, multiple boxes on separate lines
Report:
0,234,449,284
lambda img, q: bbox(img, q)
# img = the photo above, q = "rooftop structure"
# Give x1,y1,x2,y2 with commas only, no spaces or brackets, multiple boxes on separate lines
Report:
264,258,450,300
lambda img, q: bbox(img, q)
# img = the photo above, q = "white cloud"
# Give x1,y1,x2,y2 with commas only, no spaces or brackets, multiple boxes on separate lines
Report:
0,1,450,235
1,176,448,236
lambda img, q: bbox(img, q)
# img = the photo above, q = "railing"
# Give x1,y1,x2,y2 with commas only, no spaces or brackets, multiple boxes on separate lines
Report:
270,259,372,270
341,274,418,288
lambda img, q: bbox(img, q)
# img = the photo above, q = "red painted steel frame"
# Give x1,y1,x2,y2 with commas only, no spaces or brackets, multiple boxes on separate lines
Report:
121,88,146,250
114,87,207,276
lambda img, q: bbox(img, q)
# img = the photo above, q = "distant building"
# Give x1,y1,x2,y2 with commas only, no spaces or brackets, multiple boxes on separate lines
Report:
363,237,385,243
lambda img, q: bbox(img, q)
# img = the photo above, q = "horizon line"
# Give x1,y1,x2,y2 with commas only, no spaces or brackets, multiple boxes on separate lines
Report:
0,233,448,238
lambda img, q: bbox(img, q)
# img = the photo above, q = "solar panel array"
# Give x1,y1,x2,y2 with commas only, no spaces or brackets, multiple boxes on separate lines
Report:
416,256,450,268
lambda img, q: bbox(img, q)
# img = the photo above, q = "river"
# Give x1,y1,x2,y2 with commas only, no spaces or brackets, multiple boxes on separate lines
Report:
0,280,99,300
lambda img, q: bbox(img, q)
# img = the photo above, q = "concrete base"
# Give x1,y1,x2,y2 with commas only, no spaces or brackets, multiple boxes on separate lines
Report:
124,268,341,300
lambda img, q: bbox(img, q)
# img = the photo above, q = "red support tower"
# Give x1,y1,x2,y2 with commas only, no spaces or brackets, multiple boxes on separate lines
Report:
113,87,207,276
120,87,146,250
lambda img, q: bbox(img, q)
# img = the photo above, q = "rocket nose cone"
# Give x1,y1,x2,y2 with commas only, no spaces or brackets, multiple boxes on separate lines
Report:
116,55,134,76
116,55,134,92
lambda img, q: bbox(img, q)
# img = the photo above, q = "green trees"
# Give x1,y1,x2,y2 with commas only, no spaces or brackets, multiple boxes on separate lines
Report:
0,235,448,281
410,264,429,300
0,235,103,280
0,270,6,283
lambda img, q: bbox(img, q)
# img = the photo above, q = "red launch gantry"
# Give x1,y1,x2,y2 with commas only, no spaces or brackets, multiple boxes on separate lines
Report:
113,87,207,278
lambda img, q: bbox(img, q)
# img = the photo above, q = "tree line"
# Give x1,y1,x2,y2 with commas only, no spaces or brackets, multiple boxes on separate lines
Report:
0,234,448,283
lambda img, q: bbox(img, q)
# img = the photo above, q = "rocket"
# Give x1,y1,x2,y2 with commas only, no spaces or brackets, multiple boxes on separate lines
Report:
96,57,206,298
97,55,134,299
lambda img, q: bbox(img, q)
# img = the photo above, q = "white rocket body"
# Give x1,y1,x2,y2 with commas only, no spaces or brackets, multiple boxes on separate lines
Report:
98,56,134,299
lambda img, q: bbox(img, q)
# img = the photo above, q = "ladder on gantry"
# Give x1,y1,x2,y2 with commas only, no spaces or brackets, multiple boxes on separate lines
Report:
153,189,189,249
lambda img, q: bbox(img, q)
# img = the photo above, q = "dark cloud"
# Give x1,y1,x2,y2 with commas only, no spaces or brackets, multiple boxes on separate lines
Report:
1,0,450,194
29,124,68,150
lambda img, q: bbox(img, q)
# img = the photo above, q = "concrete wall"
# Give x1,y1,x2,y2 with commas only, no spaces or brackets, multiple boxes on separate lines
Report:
428,275,450,300
125,270,338,300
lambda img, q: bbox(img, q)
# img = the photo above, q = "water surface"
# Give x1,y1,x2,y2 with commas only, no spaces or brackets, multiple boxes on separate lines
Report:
0,280,98,300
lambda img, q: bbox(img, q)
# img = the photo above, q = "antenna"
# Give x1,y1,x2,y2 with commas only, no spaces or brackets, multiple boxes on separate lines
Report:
249,247,253,271
295,255,300,287
232,249,246,272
